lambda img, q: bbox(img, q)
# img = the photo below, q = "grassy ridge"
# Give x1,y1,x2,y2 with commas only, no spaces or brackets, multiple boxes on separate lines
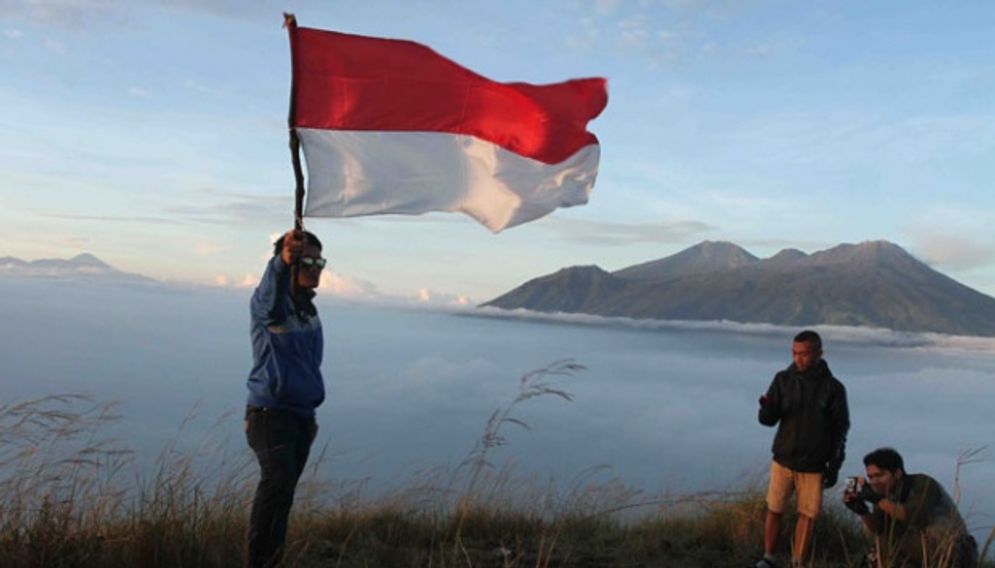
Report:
2,364,991,567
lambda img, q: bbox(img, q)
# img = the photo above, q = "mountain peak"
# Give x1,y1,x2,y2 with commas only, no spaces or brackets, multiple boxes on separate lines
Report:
669,240,758,260
854,240,909,255
763,248,808,265
613,240,758,281
554,265,610,277
807,240,918,266
690,239,745,250
68,253,111,268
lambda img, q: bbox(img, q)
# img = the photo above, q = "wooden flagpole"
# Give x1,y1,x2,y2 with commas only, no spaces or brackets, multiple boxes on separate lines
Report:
284,13,305,300
284,12,305,233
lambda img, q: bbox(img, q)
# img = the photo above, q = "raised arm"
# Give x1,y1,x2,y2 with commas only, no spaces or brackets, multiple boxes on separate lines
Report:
250,255,292,326
250,230,304,326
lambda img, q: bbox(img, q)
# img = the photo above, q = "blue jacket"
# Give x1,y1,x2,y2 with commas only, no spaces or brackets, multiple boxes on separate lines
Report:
246,255,325,419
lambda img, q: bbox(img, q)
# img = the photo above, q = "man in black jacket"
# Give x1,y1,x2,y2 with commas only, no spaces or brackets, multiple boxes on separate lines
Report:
753,330,850,568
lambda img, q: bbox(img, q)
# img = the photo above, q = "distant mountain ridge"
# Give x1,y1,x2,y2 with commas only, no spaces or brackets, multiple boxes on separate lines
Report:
0,253,153,283
613,240,759,281
482,240,995,337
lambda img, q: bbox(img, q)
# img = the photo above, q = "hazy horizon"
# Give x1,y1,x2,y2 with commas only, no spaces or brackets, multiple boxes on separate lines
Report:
7,236,995,317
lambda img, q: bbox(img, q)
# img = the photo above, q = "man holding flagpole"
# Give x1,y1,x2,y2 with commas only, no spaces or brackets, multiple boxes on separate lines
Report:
244,229,326,567
238,14,607,565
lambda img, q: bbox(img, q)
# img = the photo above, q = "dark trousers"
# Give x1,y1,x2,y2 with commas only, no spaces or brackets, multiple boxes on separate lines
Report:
245,408,315,568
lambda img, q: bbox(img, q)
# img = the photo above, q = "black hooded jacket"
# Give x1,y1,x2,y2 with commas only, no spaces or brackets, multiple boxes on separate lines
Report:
758,359,849,473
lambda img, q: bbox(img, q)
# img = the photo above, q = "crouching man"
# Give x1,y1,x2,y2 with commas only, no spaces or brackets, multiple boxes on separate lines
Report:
843,447,978,568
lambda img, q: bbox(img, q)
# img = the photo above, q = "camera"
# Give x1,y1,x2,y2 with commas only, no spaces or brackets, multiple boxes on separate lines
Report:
845,476,862,494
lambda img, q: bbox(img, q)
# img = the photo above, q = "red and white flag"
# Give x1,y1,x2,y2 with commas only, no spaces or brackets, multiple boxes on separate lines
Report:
288,24,608,232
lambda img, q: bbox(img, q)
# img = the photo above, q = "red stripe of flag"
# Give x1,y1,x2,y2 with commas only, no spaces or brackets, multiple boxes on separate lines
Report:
290,27,607,165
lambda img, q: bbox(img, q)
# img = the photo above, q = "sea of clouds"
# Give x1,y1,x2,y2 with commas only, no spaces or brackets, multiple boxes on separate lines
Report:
1,276,992,542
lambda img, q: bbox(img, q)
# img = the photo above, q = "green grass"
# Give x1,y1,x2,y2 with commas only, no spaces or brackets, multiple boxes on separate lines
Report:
2,364,992,567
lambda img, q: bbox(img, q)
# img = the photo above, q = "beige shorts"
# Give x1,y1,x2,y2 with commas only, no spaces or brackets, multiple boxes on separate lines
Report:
766,460,823,518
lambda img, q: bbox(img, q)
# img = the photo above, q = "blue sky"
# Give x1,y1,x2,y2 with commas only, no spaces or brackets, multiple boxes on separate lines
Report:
2,0,995,303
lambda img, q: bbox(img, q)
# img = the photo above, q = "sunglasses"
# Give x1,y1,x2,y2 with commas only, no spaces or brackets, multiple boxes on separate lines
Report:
299,256,327,269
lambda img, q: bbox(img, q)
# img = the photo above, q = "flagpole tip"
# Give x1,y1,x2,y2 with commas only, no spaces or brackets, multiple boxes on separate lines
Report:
283,13,297,29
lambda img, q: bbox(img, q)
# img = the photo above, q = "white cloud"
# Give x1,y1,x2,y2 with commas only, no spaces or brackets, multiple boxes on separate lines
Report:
359,356,505,402
319,270,380,299
662,0,707,9
44,38,66,55
415,288,473,307
127,86,149,97
63,235,90,248
192,241,228,256
911,234,995,271
3,28,24,39
617,16,650,47
744,43,774,57
0,0,265,31
472,308,995,353
903,211,995,272
565,11,683,62
39,212,182,225
565,17,599,51
594,0,622,14
565,1,763,67
182,78,227,97
0,0,118,30
166,189,289,227
208,265,467,307
546,217,714,246
652,83,697,106
144,0,270,22
208,273,257,289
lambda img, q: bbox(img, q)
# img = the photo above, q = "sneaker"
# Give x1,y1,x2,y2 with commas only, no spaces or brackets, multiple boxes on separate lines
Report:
753,557,778,568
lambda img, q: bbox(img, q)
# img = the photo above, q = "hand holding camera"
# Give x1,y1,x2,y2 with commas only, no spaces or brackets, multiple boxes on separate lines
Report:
857,480,882,503
843,494,869,515
842,478,868,515
842,476,882,516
